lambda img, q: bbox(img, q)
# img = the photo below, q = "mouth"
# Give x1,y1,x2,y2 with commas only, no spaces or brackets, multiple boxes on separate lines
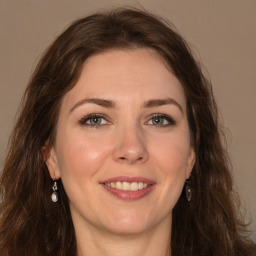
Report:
100,176,156,201
103,181,149,191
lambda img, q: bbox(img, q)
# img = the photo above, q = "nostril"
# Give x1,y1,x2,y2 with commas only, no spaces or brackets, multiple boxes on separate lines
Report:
114,143,149,164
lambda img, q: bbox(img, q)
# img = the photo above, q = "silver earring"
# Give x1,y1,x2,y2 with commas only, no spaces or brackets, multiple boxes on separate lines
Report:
51,179,58,202
185,179,192,202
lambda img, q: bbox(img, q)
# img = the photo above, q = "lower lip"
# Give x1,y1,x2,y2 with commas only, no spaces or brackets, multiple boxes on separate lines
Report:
101,184,155,201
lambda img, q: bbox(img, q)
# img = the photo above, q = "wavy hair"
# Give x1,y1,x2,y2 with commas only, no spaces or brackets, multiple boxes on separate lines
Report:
0,8,255,256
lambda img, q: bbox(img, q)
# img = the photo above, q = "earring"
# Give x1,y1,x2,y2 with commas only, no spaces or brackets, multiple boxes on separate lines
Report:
185,179,192,202
51,179,58,202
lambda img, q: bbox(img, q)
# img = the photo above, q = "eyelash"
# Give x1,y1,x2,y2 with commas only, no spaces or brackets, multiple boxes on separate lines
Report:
147,114,176,127
79,113,176,127
79,114,110,127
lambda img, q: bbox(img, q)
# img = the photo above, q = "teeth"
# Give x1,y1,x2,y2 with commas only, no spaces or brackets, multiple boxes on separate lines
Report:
130,182,138,191
116,181,122,189
138,182,144,190
123,182,130,190
104,181,149,191
110,182,116,188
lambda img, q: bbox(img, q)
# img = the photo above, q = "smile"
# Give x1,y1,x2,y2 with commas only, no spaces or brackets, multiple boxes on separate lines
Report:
103,181,148,191
100,176,156,200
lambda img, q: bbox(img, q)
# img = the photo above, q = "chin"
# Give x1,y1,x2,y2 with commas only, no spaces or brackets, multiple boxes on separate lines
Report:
100,210,167,236
104,222,151,236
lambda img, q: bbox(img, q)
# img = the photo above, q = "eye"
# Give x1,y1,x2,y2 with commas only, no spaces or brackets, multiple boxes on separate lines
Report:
79,114,110,127
147,114,176,127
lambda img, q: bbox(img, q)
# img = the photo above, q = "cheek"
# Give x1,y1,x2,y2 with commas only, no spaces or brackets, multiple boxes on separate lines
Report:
151,131,191,198
55,135,111,180
55,135,113,209
152,133,191,176
145,133,192,214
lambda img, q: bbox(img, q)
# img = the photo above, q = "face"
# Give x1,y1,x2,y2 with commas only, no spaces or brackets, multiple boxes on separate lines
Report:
46,48,195,236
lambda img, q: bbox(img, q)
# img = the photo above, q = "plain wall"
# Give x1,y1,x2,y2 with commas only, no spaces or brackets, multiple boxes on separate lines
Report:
0,0,255,239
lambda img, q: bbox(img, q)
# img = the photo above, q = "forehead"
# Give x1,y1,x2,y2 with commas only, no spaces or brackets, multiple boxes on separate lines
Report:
61,48,186,110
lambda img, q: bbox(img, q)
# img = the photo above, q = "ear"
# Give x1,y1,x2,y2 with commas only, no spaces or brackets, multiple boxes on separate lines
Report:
41,141,61,180
186,147,196,179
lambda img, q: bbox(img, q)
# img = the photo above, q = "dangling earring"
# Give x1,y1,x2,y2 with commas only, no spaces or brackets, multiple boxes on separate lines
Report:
185,179,192,202
51,179,58,202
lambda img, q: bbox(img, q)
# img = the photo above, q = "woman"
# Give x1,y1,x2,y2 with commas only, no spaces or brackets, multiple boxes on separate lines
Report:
0,8,255,256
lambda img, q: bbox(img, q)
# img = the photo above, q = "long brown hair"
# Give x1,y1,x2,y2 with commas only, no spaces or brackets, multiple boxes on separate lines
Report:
0,8,255,256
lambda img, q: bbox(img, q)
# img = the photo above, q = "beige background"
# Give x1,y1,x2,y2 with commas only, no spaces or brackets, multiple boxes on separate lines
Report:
0,0,255,239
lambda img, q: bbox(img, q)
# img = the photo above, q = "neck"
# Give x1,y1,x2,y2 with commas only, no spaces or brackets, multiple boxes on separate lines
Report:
75,217,172,256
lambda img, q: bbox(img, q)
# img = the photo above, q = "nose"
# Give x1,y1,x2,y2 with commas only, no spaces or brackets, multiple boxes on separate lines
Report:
112,125,149,165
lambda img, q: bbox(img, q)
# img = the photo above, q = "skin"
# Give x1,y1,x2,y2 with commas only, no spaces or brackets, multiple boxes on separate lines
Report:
46,48,195,256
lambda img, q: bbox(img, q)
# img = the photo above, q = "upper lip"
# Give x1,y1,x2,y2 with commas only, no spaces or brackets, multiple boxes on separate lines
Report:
100,176,156,184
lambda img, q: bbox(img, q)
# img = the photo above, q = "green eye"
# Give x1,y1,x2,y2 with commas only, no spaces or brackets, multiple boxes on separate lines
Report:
79,114,109,127
152,116,165,125
148,114,176,127
89,117,102,125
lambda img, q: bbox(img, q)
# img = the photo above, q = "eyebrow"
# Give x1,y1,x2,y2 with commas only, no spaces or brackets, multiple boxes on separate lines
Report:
69,98,116,114
143,98,183,114
69,97,183,114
